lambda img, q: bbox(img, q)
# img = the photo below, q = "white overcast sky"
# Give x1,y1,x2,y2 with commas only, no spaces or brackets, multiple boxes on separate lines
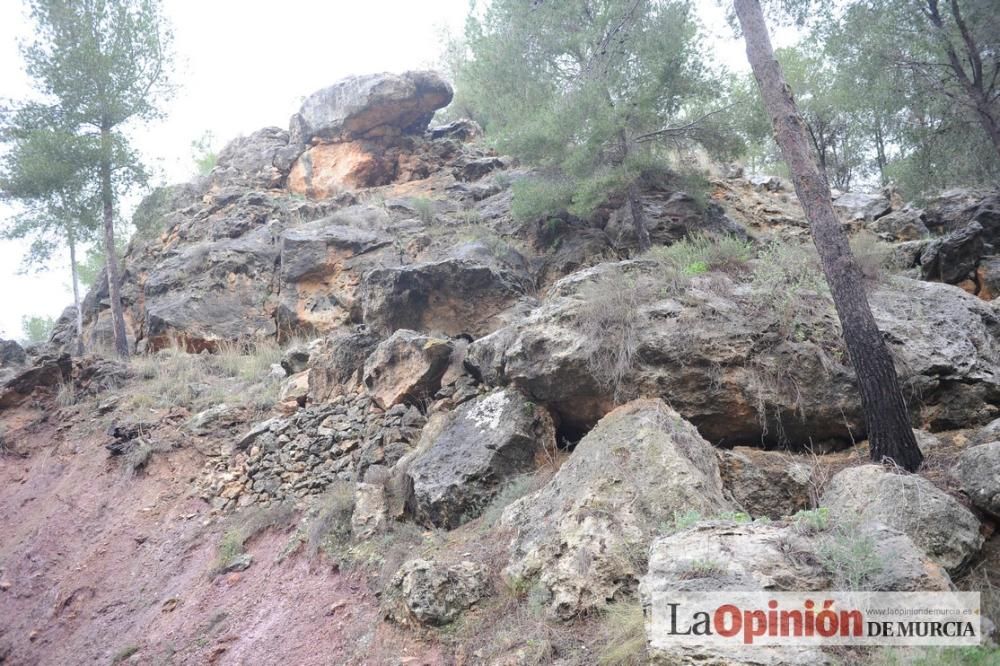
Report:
0,0,759,341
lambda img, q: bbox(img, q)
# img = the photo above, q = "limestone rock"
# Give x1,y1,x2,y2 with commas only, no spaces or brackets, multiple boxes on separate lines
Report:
469,260,1000,446
278,370,310,411
501,400,733,619
406,388,553,529
640,519,951,665
428,118,483,142
211,127,300,189
718,447,814,519
748,175,784,192
293,71,453,144
977,256,1000,300
351,482,388,539
280,343,313,376
821,465,983,573
867,206,929,241
305,327,380,402
0,340,26,367
362,330,453,409
0,353,73,409
920,221,986,284
361,258,526,338
953,442,1000,516
386,559,488,627
972,417,1000,446
143,227,279,350
833,190,891,221
867,279,1000,430
277,213,391,333
187,404,234,436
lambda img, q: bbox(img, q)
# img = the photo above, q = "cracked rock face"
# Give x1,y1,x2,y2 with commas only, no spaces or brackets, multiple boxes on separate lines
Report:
405,388,554,529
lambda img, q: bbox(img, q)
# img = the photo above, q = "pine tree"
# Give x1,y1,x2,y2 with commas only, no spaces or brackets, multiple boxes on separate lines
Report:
6,0,173,357
735,0,923,471
0,121,100,355
452,0,736,251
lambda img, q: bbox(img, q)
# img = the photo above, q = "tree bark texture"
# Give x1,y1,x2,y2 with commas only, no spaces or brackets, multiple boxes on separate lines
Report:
100,127,129,358
734,0,923,471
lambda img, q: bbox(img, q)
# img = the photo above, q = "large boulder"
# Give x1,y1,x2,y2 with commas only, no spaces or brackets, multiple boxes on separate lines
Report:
920,221,987,284
640,519,951,665
924,188,997,233
362,329,453,409
501,400,733,619
953,442,1000,517
717,447,814,519
303,327,380,403
867,279,1000,430
406,388,554,529
292,71,453,144
821,465,983,573
361,258,526,338
385,559,488,627
277,212,392,333
0,340,26,367
867,206,929,241
469,259,1000,445
833,190,891,221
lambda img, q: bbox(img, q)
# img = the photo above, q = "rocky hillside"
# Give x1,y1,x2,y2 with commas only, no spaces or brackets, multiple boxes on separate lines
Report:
2,71,1000,665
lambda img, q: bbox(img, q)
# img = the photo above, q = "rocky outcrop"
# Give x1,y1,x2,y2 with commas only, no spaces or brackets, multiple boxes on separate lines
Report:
833,190,891,221
953,442,1000,517
385,559,488,627
501,400,732,619
640,519,951,665
362,330,453,409
350,482,388,539
920,220,987,284
0,353,72,409
303,327,380,402
287,72,456,197
277,210,392,334
361,259,527,338
292,71,453,144
0,340,26,368
143,227,280,350
867,206,929,241
469,260,1000,446
717,447,814,519
210,127,302,190
406,388,554,529
821,465,983,573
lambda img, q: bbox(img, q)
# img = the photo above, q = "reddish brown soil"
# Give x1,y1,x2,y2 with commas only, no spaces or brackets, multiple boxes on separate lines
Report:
0,403,444,666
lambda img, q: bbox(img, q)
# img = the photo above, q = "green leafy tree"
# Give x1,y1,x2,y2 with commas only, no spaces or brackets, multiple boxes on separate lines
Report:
8,0,174,357
0,120,101,355
21,314,55,345
191,130,217,177
813,0,999,196
452,0,736,251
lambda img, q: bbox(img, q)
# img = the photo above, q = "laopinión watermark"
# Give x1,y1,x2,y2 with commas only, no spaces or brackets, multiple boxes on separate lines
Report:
648,592,981,648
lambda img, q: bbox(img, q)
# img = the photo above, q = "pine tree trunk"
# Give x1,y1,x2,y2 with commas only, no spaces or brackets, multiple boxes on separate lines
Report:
734,0,923,471
100,127,129,358
68,232,84,356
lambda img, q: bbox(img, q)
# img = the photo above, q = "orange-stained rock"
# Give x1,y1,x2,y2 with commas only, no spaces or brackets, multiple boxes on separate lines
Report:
287,142,386,198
